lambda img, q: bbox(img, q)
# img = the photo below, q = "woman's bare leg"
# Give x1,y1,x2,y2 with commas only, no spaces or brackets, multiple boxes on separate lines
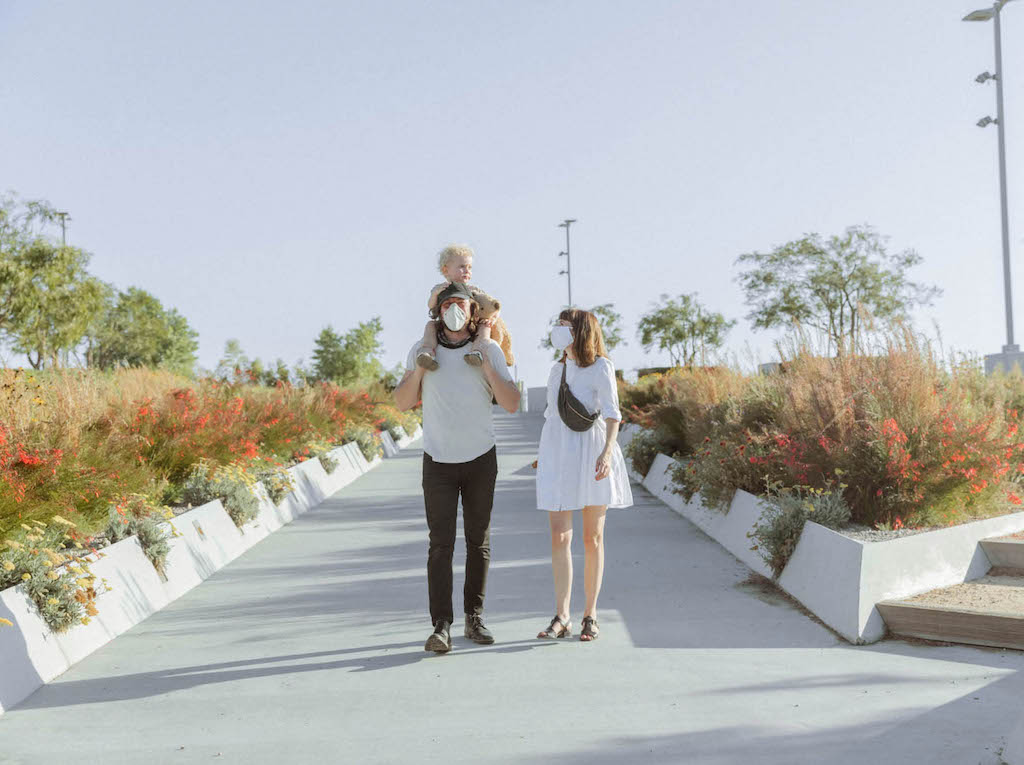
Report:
581,505,607,621
548,510,573,622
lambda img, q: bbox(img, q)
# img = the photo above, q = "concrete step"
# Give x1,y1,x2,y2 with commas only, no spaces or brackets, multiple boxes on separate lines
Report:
877,570,1024,651
981,535,1024,570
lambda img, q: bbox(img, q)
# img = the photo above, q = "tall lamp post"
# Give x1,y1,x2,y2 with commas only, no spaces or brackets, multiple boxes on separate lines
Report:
966,1,1023,373
55,211,70,247
558,218,576,307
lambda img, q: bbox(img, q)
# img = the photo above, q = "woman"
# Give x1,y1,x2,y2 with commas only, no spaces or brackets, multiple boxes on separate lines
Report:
535,309,633,642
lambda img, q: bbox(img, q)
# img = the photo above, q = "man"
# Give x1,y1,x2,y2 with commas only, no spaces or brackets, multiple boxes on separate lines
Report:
394,281,521,653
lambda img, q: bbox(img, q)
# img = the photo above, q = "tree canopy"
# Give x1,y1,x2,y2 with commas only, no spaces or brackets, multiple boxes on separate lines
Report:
87,287,199,375
312,317,385,386
637,293,734,367
735,224,940,352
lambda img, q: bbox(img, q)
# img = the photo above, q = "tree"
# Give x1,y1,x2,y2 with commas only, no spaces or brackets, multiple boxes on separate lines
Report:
215,339,250,381
735,224,941,352
312,317,386,386
539,303,626,359
637,293,735,367
5,240,109,369
0,195,109,368
311,327,346,383
87,287,199,375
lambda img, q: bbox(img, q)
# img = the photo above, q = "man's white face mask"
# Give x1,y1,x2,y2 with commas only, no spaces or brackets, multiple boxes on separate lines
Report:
550,325,573,351
443,303,469,332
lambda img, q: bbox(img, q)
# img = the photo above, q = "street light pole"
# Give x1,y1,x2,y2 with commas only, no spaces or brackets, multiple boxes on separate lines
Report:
558,218,576,307
966,0,1023,372
993,4,1013,350
55,211,70,247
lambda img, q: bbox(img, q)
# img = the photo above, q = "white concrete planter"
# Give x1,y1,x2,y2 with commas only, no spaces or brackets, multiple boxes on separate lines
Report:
640,448,1024,644
380,430,399,458
0,429,420,716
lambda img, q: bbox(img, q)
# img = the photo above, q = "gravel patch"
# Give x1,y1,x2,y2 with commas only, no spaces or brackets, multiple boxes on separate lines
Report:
903,570,1024,616
837,524,943,543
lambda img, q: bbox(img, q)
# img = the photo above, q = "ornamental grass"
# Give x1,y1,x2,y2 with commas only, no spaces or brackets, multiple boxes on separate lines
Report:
622,327,1024,530
0,368,420,554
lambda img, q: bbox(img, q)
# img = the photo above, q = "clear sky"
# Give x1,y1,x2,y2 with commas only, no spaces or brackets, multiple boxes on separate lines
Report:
1,0,1022,387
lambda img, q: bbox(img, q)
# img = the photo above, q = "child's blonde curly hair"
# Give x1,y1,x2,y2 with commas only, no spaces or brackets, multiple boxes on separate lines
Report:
437,244,474,274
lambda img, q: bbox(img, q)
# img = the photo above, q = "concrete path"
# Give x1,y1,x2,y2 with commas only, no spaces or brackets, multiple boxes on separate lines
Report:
1,413,1023,764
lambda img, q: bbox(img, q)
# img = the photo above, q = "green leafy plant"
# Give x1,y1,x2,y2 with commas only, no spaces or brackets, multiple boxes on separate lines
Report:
181,459,259,527
623,429,661,479
105,494,173,575
0,518,99,632
749,482,852,577
255,462,295,506
347,424,383,462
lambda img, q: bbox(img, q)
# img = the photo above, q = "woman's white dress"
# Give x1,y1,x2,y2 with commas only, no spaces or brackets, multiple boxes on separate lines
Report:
536,357,634,511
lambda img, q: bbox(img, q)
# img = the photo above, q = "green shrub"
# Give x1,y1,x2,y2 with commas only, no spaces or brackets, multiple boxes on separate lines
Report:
181,459,259,527
319,452,339,474
256,463,295,506
0,519,98,632
348,424,383,462
749,484,851,577
105,494,173,575
623,429,661,478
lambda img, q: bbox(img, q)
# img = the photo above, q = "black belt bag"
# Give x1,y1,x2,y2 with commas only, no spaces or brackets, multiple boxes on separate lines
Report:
558,362,599,432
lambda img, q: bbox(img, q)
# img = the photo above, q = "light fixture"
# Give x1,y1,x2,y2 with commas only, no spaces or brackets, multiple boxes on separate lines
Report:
978,115,997,127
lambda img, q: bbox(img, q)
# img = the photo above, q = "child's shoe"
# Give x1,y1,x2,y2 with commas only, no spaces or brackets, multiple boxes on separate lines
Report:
416,349,439,371
464,350,484,367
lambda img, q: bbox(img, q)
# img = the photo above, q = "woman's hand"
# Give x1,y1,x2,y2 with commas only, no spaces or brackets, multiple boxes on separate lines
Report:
595,449,612,481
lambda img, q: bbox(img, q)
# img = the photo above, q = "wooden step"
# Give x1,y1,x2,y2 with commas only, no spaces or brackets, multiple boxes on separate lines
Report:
981,535,1024,571
877,571,1024,651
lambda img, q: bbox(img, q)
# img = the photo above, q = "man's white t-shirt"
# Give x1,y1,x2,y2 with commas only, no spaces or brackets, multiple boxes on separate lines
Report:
405,339,515,464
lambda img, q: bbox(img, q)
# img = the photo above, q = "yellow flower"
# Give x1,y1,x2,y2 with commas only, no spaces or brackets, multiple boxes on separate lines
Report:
42,560,53,568
80,616,91,626
5,540,23,550
0,618,12,627
51,515,76,528
46,571,59,581
47,598,58,605
21,573,31,581
20,524,32,531
2,561,14,571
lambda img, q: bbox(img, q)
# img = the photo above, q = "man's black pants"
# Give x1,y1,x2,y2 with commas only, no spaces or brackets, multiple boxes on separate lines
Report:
422,446,497,626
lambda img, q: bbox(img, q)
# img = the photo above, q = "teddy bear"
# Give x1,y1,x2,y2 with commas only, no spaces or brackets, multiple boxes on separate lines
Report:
472,288,515,367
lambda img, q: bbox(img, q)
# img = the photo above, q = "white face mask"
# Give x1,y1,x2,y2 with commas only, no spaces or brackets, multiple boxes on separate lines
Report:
442,303,468,332
550,325,573,351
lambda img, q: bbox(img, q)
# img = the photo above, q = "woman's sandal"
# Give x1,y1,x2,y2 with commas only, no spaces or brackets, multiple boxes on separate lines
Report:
580,616,600,642
537,615,572,639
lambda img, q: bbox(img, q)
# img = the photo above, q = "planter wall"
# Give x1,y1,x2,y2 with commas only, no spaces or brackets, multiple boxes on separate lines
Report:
624,434,1024,644
0,428,420,715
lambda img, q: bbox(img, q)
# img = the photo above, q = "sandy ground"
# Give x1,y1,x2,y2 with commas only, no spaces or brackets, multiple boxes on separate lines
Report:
905,570,1024,615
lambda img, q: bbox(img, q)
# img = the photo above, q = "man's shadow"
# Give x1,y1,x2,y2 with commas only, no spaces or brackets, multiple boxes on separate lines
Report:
18,638,559,711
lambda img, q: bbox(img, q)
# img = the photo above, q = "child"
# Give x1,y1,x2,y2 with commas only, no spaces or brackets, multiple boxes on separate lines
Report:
416,244,496,370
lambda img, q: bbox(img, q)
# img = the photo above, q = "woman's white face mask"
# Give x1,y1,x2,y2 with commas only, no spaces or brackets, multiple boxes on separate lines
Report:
442,303,469,332
550,325,573,351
